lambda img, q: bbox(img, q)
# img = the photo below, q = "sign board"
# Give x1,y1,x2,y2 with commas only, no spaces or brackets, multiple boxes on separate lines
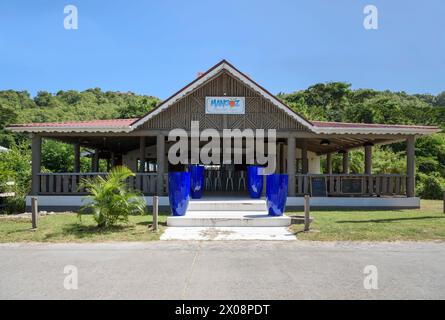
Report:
310,177,327,197
341,178,362,194
205,97,245,114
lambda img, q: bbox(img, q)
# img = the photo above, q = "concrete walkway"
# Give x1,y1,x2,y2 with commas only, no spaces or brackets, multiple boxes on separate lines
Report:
161,227,296,240
0,241,444,299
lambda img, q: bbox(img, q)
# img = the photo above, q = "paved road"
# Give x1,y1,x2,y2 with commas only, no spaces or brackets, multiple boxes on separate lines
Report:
0,241,444,299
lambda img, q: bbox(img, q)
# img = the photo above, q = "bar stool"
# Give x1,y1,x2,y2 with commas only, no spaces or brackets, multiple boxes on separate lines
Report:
238,170,246,191
205,170,213,190
225,169,234,191
213,171,222,191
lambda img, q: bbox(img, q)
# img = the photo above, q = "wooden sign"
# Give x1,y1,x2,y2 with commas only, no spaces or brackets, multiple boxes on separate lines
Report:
341,178,362,194
310,176,327,197
205,97,245,114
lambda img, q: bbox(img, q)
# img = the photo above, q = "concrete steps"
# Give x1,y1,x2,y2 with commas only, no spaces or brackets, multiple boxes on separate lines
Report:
187,199,267,211
166,198,291,227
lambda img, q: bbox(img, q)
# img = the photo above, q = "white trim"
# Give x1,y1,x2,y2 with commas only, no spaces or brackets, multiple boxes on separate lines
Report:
287,196,420,208
130,62,314,130
26,195,420,209
312,126,439,135
25,195,170,207
8,126,132,133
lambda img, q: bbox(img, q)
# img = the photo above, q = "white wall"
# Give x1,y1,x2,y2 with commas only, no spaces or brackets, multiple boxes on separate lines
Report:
295,148,321,174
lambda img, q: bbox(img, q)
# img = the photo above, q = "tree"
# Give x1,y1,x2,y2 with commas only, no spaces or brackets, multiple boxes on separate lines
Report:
79,166,146,228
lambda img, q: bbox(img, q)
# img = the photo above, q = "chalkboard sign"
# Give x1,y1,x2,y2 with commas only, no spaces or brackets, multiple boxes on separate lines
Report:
310,177,327,197
342,178,362,194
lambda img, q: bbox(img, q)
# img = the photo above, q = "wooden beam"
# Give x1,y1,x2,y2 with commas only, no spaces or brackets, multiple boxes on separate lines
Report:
365,145,372,174
31,134,41,195
287,136,296,196
326,153,332,174
406,136,416,197
342,151,349,174
139,136,146,172
156,134,165,196
73,143,80,173
301,140,308,174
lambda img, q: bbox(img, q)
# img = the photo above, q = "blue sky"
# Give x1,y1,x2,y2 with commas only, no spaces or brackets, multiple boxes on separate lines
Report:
0,0,444,98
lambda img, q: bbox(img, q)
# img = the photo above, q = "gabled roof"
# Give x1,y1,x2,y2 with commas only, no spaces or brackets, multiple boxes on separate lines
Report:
6,59,440,136
130,59,314,130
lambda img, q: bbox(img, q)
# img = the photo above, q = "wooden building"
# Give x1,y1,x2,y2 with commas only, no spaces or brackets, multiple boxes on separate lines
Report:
7,60,439,210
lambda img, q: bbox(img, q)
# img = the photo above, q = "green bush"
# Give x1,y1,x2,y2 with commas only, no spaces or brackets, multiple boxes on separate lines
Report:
0,143,31,213
416,172,445,200
79,166,146,228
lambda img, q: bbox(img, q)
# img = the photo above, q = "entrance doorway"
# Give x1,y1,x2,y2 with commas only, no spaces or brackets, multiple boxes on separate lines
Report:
203,164,249,197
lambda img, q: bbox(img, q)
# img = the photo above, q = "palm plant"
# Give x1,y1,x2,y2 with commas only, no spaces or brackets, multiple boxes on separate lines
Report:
79,166,146,228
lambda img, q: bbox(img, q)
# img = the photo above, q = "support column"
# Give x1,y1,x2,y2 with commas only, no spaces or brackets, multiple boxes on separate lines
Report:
326,153,332,174
91,150,99,172
364,144,373,174
74,143,80,173
342,151,349,174
301,140,308,174
406,136,416,197
287,136,296,196
156,134,165,196
110,152,115,169
139,136,146,172
31,134,41,195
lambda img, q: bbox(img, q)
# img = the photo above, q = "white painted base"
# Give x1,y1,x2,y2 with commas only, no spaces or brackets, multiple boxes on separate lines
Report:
167,211,291,227
286,196,420,208
25,196,170,208
161,227,296,241
25,195,420,210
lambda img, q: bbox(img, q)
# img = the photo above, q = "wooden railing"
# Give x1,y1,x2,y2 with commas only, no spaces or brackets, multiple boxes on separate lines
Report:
295,174,407,197
37,172,407,197
37,173,165,195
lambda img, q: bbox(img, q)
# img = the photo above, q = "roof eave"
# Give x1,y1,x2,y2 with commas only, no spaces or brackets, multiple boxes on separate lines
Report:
6,126,133,134
312,127,441,135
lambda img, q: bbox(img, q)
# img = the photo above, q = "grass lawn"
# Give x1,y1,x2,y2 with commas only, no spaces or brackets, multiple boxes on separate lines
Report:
289,200,445,241
0,212,169,243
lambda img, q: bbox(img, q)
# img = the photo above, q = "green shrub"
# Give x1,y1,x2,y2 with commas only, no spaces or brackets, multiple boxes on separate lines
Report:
79,166,146,228
416,172,445,200
0,143,31,214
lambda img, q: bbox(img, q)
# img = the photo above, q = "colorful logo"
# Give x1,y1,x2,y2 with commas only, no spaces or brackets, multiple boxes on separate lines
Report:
210,98,240,108
206,96,245,114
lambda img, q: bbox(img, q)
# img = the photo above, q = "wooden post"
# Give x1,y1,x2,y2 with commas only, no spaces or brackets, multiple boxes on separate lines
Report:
301,140,308,174
139,136,146,172
91,150,99,172
31,196,38,229
287,136,296,196
152,196,159,231
342,151,349,174
31,134,41,195
406,136,416,197
304,195,310,232
326,153,332,174
110,152,115,169
364,144,373,174
443,191,445,214
156,134,165,196
74,143,80,173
